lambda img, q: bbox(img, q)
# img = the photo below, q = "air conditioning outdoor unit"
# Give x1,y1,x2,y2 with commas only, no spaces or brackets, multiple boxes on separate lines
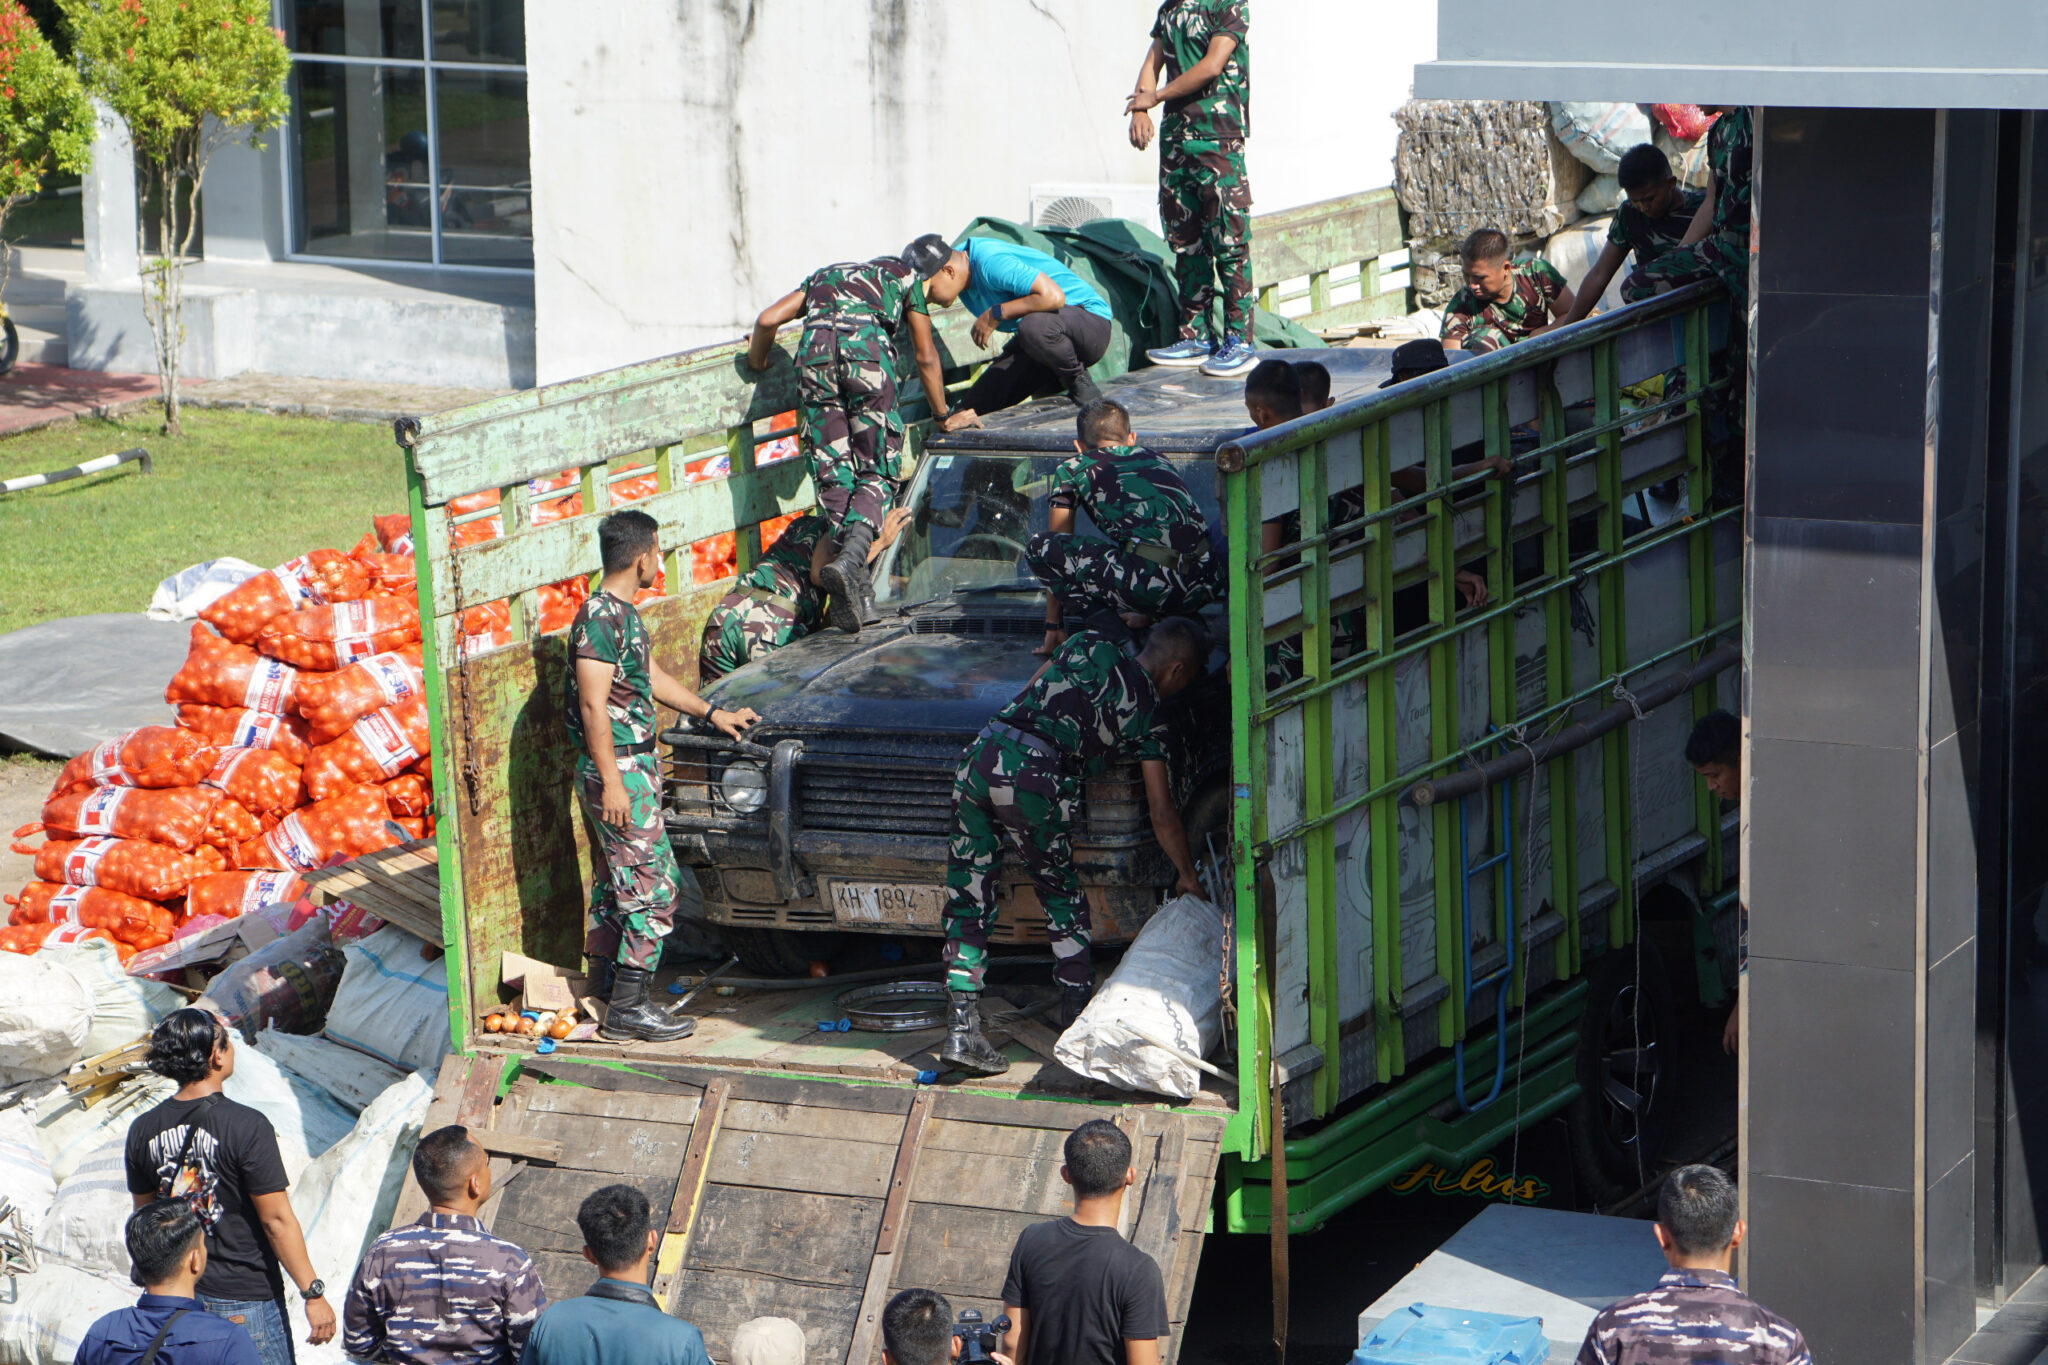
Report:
1027,182,1160,234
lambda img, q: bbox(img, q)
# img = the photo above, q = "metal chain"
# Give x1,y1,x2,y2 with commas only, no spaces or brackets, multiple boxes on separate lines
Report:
1612,678,1651,1192
446,529,484,816
1503,714,1554,1201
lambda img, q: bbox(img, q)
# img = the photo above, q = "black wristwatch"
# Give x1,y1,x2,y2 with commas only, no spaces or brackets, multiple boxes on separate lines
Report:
984,304,1003,326
304,1279,326,1300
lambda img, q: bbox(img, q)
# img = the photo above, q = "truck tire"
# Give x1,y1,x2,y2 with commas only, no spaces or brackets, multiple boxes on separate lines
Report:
721,926,843,978
1566,938,1680,1206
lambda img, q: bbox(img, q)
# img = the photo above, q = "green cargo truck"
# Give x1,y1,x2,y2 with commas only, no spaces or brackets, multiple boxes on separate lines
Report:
391,199,1739,1358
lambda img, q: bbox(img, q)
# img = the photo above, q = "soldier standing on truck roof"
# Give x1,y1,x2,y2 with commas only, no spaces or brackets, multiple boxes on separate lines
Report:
697,507,914,685
569,510,758,1043
1024,398,1222,659
746,240,955,638
939,617,1209,1077
1127,0,1257,379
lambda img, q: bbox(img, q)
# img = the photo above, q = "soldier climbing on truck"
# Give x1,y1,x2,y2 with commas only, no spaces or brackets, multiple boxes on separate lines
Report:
747,238,955,637
696,507,914,684
1024,398,1223,659
939,615,1210,1076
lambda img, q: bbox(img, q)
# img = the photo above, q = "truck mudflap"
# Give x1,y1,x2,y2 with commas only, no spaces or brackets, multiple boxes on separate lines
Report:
399,1056,1225,1365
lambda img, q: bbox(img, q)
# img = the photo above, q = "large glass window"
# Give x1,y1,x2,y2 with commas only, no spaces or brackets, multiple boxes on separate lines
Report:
285,0,529,269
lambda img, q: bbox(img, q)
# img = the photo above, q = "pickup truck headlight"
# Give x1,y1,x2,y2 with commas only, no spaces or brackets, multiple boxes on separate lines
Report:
718,759,768,815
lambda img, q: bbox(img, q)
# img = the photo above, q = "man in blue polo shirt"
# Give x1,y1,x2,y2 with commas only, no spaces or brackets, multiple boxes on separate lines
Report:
518,1185,710,1365
78,1203,263,1365
910,233,1116,427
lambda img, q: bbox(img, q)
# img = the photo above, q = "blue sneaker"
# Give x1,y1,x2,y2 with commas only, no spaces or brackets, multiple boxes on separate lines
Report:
1146,336,1214,367
1200,335,1257,376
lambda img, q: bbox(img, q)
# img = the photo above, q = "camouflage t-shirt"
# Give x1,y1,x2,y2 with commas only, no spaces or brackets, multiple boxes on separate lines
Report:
343,1212,548,1365
1607,185,1705,261
1441,258,1569,352
565,589,657,752
1050,444,1211,558
801,257,930,332
1576,1269,1812,1365
1152,0,1250,142
740,513,831,615
1707,107,1754,243
998,629,1169,772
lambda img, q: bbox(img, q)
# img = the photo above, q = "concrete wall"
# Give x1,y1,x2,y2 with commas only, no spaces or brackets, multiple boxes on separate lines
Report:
523,0,1436,384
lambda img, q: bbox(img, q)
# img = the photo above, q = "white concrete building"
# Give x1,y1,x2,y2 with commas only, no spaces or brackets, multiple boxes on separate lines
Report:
19,0,1435,389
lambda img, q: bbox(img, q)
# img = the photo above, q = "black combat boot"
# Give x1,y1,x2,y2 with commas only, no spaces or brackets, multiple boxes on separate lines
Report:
583,955,616,1002
1057,981,1094,1032
1070,372,1104,407
940,989,1009,1076
819,521,877,635
598,965,695,1043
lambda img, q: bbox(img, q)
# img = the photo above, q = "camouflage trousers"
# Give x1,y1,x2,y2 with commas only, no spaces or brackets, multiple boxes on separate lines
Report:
796,324,904,535
574,752,681,970
1160,137,1252,343
1625,230,1749,307
942,728,1092,994
1025,532,1221,623
699,588,808,684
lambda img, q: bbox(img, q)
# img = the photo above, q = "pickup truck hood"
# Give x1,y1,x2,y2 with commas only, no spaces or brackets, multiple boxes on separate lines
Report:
700,612,1040,735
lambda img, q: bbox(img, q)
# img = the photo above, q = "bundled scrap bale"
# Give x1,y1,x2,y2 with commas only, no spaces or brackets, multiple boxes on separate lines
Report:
1395,99,1587,246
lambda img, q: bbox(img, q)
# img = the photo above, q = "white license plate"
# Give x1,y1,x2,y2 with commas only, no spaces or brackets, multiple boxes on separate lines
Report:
828,880,946,927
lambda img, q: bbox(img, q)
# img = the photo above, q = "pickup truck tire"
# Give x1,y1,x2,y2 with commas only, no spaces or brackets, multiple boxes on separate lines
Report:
721,926,844,978
1181,780,1233,887
1566,938,1680,1206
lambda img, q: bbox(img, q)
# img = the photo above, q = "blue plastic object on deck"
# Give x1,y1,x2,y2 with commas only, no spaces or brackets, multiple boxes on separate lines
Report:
817,1017,852,1032
535,1038,558,1054
914,1069,940,1085
1352,1304,1549,1365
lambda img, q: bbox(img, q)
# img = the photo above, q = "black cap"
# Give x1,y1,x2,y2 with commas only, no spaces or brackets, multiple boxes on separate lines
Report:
1380,338,1451,387
902,233,953,280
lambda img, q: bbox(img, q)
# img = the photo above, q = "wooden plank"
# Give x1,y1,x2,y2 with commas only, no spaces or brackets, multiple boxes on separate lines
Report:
623,1062,917,1116
706,1128,899,1199
520,1058,702,1097
492,1168,679,1260
720,1097,909,1146
454,1054,500,1130
686,1184,882,1288
1128,1117,1186,1272
474,1130,563,1165
523,1083,701,1126
927,1089,1122,1131
528,1109,695,1177
653,1076,729,1307
892,1204,1046,1302
844,1092,935,1365
1249,187,1406,290
909,1148,1068,1218
670,1268,865,1365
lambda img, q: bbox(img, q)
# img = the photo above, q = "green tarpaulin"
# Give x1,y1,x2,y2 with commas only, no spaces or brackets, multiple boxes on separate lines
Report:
951,216,1321,386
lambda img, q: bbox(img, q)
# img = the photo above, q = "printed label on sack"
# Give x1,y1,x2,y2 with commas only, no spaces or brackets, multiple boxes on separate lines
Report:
89,736,135,787
239,870,299,913
201,747,260,797
231,709,282,750
264,814,321,871
331,601,380,665
47,886,87,925
357,653,419,706
276,555,330,609
74,787,130,835
242,657,298,714
351,709,420,776
44,922,93,944
61,836,116,886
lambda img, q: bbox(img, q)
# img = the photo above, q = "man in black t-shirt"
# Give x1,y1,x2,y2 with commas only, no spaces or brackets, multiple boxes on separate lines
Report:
126,1010,335,1365
1001,1120,1169,1365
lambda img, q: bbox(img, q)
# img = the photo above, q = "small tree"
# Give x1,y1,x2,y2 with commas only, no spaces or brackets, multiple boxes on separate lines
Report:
0,2,93,300
61,0,286,433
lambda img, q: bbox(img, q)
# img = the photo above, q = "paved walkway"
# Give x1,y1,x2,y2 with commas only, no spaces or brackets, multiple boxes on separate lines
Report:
0,365,510,438
1949,1270,2048,1365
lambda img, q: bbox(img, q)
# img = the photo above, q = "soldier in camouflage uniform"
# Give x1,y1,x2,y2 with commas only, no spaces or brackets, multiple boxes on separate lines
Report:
698,507,917,683
939,617,1210,1075
1628,107,1755,307
1025,398,1220,659
568,510,757,1042
344,1125,546,1365
748,240,954,635
1128,0,1257,377
1441,228,1577,354
1576,1164,1812,1365
1557,144,1706,325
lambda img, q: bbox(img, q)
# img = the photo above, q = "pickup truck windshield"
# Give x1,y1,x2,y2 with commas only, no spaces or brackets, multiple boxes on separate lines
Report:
877,449,1224,606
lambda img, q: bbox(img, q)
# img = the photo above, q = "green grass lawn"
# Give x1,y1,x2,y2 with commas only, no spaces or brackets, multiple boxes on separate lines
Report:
0,410,410,635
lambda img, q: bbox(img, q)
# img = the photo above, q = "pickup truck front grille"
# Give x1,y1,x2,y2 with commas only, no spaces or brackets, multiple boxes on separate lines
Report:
906,615,1043,638
798,749,958,837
